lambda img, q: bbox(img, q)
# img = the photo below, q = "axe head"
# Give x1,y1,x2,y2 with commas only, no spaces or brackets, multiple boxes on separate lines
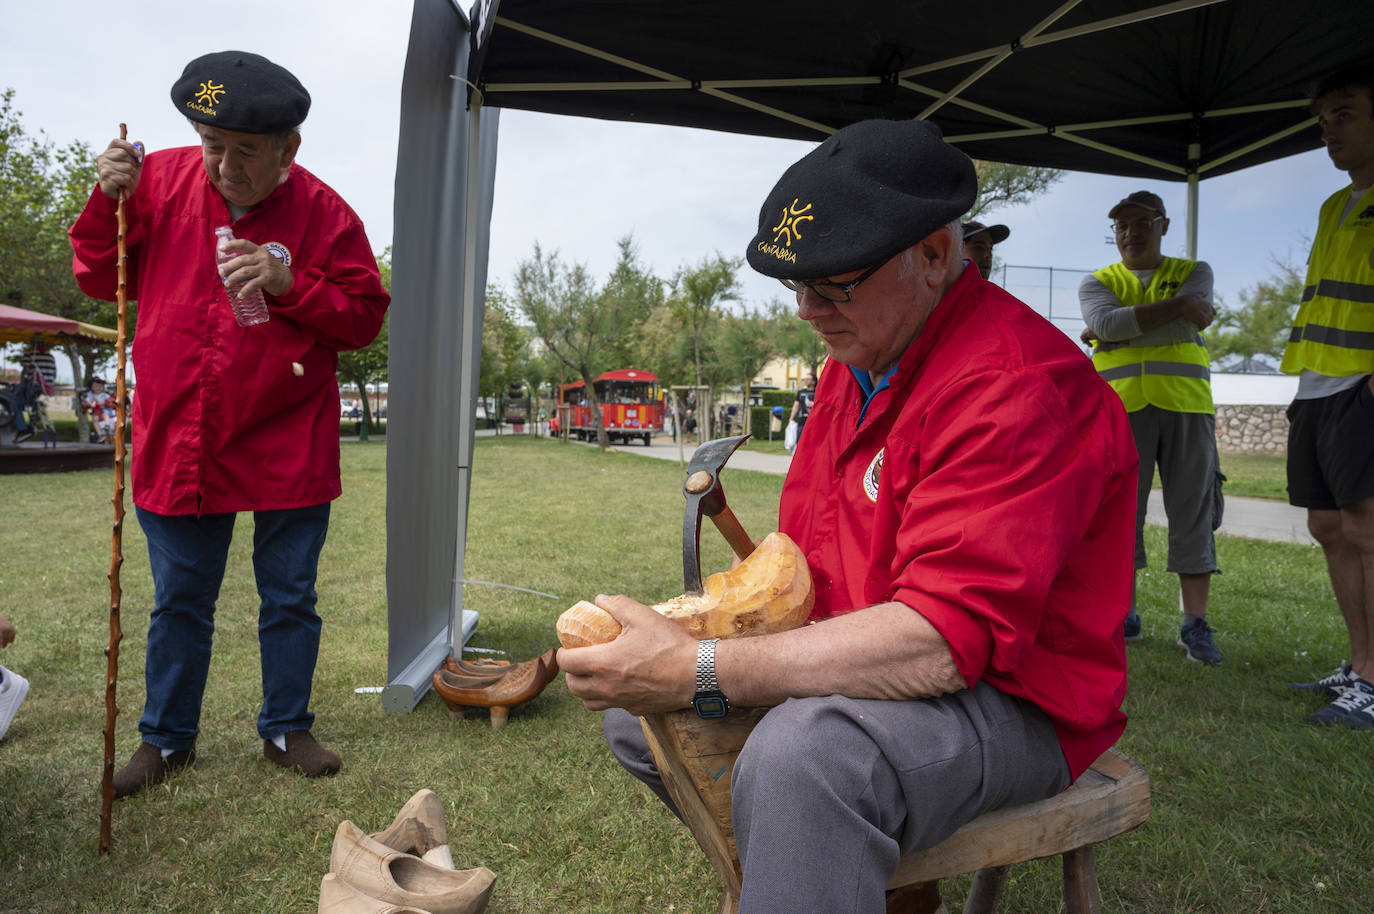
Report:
682,434,750,594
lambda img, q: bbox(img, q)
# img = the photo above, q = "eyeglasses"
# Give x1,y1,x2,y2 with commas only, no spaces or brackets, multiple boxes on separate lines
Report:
780,254,892,303
1111,216,1163,235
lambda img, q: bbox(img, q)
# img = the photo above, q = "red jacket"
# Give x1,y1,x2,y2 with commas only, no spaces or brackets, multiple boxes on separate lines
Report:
70,147,389,515
779,265,1138,780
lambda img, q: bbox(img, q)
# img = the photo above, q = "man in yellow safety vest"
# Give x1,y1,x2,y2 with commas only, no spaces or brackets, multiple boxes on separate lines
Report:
1283,64,1374,731
1080,190,1223,664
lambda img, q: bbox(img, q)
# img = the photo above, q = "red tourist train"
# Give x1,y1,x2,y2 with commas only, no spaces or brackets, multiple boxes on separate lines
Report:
553,368,664,446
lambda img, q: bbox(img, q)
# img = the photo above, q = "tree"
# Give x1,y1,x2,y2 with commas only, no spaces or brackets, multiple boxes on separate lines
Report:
0,88,120,440
515,243,618,449
775,300,827,380
968,160,1065,220
600,236,664,369
1206,255,1303,370
715,304,781,435
668,254,741,389
336,247,391,436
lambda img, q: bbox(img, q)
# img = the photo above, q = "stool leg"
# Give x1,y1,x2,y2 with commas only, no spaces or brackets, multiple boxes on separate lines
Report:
885,880,943,914
963,865,1011,914
1062,846,1102,914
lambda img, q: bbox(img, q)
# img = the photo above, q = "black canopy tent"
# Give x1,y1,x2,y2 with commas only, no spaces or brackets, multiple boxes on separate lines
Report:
382,0,1365,709
471,0,1369,253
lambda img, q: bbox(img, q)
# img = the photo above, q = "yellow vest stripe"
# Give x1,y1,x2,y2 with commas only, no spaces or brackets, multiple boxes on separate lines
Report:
1288,323,1374,350
1098,361,1212,382
1300,278,1374,305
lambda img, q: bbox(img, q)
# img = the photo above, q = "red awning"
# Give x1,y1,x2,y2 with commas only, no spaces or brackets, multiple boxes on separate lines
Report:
0,304,118,346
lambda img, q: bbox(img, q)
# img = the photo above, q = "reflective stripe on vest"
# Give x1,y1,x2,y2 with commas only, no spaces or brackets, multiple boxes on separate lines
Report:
1281,186,1374,377
1090,257,1213,414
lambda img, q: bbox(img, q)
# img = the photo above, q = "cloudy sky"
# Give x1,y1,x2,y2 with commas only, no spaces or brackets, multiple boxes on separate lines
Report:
1,0,1343,365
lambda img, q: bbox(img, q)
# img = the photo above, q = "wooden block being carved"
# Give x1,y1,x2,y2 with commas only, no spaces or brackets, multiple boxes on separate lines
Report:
555,531,814,648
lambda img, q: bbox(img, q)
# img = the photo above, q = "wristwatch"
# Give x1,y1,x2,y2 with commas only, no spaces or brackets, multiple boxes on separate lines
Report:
692,638,730,719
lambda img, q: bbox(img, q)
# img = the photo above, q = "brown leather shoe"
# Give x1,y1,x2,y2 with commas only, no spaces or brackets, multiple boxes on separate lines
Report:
112,742,196,798
264,730,341,777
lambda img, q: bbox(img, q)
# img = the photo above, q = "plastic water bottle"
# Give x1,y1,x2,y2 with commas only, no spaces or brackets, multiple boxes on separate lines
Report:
214,225,270,327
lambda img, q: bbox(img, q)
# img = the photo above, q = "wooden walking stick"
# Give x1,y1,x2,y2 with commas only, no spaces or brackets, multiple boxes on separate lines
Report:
99,123,131,854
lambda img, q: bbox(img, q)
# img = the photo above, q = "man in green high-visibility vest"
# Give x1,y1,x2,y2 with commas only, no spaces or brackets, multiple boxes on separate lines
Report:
1283,64,1374,731
1079,190,1223,664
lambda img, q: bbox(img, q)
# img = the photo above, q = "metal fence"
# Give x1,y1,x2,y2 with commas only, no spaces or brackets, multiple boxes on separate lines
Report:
994,263,1093,347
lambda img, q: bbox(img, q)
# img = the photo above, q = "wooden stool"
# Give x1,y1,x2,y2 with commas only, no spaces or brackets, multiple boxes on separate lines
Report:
642,711,1150,914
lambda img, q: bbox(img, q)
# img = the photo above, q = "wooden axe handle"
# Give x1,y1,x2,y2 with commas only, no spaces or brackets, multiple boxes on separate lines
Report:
710,505,756,562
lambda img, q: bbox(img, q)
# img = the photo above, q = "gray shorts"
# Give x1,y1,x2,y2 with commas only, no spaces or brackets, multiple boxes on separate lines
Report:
1129,406,1220,574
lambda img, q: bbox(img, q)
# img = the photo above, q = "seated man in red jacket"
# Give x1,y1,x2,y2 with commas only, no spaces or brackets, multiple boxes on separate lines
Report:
559,119,1139,913
70,51,389,797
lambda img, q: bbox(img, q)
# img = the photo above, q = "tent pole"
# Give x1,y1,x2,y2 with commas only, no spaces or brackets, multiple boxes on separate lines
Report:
1185,142,1200,260
450,95,484,659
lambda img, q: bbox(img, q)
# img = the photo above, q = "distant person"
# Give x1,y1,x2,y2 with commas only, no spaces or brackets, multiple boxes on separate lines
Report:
789,373,816,443
83,377,117,443
1079,190,1223,663
0,611,28,741
961,220,1009,280
11,344,57,444
70,51,389,797
1283,64,1374,730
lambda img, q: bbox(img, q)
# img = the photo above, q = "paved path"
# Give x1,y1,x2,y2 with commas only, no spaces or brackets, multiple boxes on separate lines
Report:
607,436,1317,546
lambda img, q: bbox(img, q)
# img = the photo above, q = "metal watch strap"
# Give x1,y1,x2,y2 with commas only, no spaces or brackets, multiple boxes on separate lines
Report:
696,638,721,692
693,638,729,719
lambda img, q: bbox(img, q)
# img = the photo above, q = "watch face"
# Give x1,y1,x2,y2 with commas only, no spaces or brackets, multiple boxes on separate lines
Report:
693,693,729,719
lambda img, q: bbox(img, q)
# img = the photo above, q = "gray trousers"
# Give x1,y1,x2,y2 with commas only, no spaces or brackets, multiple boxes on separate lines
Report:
1128,406,1219,574
604,681,1070,914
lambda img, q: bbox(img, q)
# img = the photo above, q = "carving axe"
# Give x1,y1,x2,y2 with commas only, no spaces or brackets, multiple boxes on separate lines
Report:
682,434,755,594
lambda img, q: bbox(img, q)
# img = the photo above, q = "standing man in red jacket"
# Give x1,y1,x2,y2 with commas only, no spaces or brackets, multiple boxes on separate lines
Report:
70,51,389,797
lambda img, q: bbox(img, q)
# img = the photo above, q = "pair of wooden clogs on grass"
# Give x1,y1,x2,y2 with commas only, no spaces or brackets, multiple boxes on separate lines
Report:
321,789,496,914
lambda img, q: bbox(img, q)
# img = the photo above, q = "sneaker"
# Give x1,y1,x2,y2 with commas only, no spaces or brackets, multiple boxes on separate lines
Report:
12,429,33,443
1123,610,1144,643
1177,618,1222,665
112,741,197,798
1289,661,1355,699
263,730,341,777
0,666,29,740
1308,678,1374,730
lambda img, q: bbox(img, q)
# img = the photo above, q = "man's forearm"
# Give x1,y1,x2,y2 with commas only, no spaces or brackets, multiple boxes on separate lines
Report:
715,601,967,706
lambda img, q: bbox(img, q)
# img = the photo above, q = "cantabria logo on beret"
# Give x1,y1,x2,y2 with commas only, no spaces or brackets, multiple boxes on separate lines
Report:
757,198,813,265
188,80,225,117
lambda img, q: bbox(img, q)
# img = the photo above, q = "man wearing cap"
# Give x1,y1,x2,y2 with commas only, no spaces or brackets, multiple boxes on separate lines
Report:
1079,190,1223,664
1282,64,1374,730
961,219,1009,280
69,51,389,796
560,119,1137,913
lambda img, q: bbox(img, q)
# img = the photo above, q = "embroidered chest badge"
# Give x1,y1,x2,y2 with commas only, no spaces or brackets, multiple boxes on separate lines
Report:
863,448,884,503
263,242,292,266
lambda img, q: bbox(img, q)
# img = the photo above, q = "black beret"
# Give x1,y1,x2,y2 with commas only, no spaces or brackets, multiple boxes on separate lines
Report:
171,51,310,134
746,119,977,280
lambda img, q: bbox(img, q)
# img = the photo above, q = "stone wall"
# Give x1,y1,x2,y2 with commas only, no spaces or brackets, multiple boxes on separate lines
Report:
1215,404,1288,455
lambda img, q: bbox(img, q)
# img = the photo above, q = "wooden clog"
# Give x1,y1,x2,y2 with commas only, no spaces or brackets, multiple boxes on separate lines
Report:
431,648,560,728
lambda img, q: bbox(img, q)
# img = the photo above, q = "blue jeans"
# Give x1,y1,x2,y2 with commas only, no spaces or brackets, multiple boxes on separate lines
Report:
135,503,331,750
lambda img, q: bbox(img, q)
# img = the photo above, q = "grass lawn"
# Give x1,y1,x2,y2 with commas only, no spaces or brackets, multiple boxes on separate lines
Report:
0,437,1366,913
